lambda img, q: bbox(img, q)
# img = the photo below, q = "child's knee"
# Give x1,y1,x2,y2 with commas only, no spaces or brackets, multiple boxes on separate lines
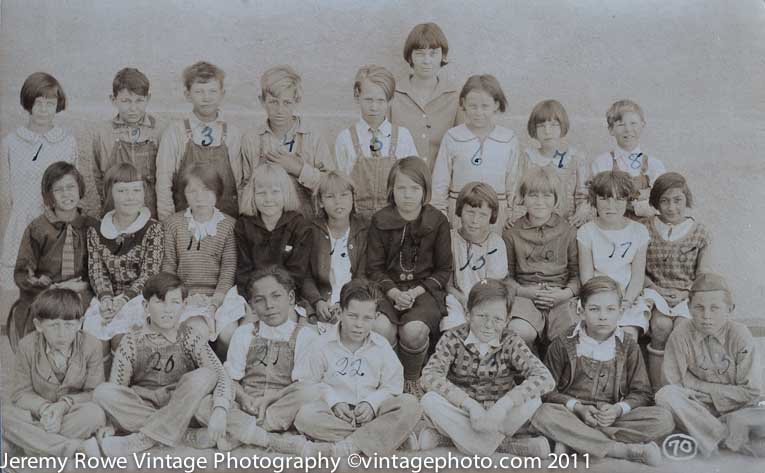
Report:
93,382,120,406
420,391,444,415
650,313,674,347
509,318,537,346
400,321,429,348
373,316,397,344
655,384,686,408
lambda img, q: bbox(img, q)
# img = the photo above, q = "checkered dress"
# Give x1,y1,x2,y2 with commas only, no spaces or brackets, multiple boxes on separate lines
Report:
646,218,711,292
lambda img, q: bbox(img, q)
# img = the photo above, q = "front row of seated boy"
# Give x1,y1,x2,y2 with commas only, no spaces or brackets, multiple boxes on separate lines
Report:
4,267,763,464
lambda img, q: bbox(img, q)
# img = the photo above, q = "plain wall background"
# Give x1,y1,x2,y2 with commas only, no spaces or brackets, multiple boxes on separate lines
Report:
1,0,764,320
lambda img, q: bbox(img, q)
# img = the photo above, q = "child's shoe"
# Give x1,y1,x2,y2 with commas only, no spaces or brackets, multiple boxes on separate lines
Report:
217,434,243,452
626,442,662,466
183,428,216,449
268,433,312,455
101,432,156,456
499,435,550,457
417,427,451,451
553,441,569,455
404,379,425,399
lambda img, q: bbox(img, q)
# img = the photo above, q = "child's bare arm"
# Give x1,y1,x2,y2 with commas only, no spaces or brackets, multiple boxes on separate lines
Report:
624,245,647,303
577,239,595,284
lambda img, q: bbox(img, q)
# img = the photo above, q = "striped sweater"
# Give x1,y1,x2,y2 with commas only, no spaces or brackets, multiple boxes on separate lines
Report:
162,211,237,297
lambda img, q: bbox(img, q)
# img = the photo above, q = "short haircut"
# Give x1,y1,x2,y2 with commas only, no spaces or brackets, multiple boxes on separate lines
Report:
649,172,693,210
689,272,734,307
20,72,67,113
240,163,300,217
459,74,508,113
527,99,570,138
606,99,645,129
246,265,296,299
353,65,396,101
339,279,381,311
260,65,302,103
41,161,86,209
403,22,449,67
518,167,562,207
112,67,150,97
182,61,225,90
386,156,431,206
179,163,225,205
588,170,637,206
455,181,499,224
467,278,514,312
142,272,187,301
314,170,356,219
102,162,147,214
31,288,83,321
580,275,623,306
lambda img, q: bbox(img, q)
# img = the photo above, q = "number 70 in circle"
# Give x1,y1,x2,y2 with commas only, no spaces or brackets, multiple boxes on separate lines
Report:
662,434,698,460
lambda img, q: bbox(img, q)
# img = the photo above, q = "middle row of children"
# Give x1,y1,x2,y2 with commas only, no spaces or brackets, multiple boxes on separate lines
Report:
13,150,711,401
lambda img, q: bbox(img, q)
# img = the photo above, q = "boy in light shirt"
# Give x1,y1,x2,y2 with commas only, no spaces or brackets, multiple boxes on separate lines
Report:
293,279,422,456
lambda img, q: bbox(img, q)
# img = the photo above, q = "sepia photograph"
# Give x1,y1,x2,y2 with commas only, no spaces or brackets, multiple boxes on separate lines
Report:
0,1,763,472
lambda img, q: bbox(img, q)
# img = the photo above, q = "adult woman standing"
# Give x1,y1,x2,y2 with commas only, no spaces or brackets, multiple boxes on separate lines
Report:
390,23,462,172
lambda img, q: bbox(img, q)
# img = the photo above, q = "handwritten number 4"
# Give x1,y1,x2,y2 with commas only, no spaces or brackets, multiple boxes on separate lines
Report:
609,241,632,258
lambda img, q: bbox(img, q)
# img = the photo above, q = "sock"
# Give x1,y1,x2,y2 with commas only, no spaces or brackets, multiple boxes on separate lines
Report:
399,340,429,380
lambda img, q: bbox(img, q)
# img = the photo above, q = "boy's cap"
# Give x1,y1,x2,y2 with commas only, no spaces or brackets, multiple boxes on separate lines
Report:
690,273,731,294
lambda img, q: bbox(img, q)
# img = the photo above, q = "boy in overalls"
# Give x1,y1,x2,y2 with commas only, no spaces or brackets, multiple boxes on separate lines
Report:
195,265,321,453
590,100,666,219
90,67,165,218
92,273,232,455
240,65,334,219
155,61,244,221
334,65,418,219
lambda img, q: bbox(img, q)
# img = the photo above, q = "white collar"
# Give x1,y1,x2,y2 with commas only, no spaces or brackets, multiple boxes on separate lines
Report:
613,146,643,160
185,207,225,241
16,126,67,144
187,111,225,129
465,330,501,356
448,123,515,143
257,319,298,342
653,216,695,241
569,322,623,361
356,118,392,136
100,207,151,239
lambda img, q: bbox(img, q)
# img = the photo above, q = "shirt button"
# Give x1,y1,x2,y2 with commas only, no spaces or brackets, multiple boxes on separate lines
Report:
422,134,427,139
422,114,427,118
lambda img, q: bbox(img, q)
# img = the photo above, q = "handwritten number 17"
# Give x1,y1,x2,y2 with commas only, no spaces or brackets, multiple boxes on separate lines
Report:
609,241,632,258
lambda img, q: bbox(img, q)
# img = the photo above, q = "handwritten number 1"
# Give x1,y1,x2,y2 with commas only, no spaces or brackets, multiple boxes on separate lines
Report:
32,144,43,161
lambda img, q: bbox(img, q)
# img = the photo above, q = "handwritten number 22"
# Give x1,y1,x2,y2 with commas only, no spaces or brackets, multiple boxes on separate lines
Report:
609,241,632,259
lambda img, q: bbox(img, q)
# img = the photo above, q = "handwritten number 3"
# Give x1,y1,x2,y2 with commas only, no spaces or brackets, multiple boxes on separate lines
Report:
609,241,632,259
201,126,213,147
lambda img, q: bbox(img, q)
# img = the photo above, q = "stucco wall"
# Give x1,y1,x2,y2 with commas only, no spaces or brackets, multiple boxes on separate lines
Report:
1,0,764,320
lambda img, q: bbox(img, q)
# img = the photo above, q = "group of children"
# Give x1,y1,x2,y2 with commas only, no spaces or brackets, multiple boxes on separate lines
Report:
2,21,763,466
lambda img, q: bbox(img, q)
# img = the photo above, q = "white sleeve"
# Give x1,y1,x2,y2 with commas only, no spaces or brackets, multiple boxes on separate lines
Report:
334,130,354,175
396,127,419,158
576,223,594,248
223,323,253,380
431,135,452,215
292,326,320,378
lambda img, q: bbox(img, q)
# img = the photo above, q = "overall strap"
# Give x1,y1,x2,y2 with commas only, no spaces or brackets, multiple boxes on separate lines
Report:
183,119,193,141
221,122,228,144
388,126,399,158
610,150,618,172
639,153,649,176
349,126,364,157
295,132,304,156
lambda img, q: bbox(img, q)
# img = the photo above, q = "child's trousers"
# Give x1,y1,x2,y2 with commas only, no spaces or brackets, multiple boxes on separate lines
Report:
194,384,310,442
294,394,422,456
656,384,765,456
94,367,217,447
530,403,675,457
421,391,541,456
2,402,106,457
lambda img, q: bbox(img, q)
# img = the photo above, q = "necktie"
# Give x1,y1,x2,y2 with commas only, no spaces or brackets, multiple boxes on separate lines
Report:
60,224,75,280
369,128,383,157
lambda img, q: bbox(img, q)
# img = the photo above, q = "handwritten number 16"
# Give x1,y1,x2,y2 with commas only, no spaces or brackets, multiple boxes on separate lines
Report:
609,241,632,259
